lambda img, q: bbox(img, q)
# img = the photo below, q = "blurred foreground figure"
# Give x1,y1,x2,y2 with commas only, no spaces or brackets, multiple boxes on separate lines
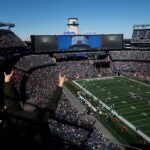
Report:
1,70,65,149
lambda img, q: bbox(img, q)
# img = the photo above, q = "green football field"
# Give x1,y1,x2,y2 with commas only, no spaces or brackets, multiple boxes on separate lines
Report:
74,77,150,139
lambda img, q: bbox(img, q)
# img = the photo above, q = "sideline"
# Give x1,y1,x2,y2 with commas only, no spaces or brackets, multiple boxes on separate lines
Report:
63,86,124,148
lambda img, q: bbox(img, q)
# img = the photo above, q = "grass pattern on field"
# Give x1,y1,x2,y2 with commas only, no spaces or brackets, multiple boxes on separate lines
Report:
76,77,150,137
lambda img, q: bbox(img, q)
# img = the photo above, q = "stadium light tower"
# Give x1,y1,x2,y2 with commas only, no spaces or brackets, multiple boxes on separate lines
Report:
0,22,15,29
67,18,79,34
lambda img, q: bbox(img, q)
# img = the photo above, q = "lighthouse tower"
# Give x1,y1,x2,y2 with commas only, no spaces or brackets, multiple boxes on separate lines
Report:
67,18,79,34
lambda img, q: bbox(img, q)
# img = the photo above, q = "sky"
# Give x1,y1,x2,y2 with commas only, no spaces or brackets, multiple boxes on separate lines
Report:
0,0,150,41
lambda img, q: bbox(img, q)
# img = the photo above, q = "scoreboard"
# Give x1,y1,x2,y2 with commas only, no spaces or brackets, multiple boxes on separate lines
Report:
31,34,123,53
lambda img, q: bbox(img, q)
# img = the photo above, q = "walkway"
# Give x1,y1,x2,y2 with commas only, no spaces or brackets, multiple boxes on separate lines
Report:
63,86,123,147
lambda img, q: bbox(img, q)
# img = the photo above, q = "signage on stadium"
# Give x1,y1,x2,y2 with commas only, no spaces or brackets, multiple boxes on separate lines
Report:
63,31,97,35
83,32,97,35
63,31,76,35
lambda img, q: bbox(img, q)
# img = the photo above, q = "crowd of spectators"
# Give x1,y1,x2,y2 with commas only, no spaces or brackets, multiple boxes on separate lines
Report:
1,27,149,149
11,55,121,149
131,28,150,49
14,54,55,71
0,29,26,48
109,50,150,61
87,129,120,150
109,51,150,81
11,68,27,91
25,60,98,100
131,29,150,43
5,48,150,148
111,61,149,74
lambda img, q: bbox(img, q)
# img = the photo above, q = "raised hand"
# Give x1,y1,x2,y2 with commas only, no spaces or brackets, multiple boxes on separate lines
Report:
58,72,66,87
4,70,14,83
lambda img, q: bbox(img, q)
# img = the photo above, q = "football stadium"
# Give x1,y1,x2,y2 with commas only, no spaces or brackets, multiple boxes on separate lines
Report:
0,17,150,150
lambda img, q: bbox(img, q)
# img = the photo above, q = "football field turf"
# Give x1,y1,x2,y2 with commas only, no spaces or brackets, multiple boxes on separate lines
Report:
75,77,150,139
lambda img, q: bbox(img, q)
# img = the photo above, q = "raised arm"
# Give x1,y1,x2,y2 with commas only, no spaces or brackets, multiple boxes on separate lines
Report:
4,70,14,83
58,72,66,87
4,70,41,121
46,73,66,115
4,70,24,112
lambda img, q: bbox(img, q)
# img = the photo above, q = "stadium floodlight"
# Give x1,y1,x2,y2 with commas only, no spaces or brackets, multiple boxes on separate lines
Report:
133,24,150,29
0,21,15,29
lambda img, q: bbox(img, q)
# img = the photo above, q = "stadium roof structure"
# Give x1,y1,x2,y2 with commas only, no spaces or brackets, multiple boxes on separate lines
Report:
0,21,15,29
133,24,150,30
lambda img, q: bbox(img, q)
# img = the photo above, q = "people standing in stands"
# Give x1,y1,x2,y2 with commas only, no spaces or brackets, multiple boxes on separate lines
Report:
1,69,66,149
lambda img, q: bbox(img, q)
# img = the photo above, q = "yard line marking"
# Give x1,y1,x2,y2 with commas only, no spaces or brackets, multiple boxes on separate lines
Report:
116,102,144,108
129,78,150,87
126,114,142,119
141,112,148,116
126,112,150,119
137,123,150,128
121,107,150,115
131,118,150,123
131,106,136,109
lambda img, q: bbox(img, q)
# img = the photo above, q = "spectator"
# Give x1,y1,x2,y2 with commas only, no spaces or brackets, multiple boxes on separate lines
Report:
1,69,66,149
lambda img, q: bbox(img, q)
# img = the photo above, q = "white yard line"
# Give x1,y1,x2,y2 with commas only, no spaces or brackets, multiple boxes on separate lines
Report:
137,123,150,128
126,112,150,119
129,78,150,87
131,118,150,123
121,107,150,115
116,102,144,108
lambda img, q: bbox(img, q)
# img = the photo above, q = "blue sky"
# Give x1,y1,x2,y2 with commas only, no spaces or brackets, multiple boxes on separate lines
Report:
0,0,150,40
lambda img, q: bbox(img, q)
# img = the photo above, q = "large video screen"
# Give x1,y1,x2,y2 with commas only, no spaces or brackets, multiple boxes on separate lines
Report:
101,34,123,49
30,34,123,53
31,35,58,53
57,35,102,51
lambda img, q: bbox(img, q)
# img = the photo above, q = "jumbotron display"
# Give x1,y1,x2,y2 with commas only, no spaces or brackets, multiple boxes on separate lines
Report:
31,34,123,53
58,35,102,51
101,34,123,50
30,35,58,53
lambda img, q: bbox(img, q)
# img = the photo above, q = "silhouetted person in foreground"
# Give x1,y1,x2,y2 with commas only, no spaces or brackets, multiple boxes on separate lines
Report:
1,69,66,149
